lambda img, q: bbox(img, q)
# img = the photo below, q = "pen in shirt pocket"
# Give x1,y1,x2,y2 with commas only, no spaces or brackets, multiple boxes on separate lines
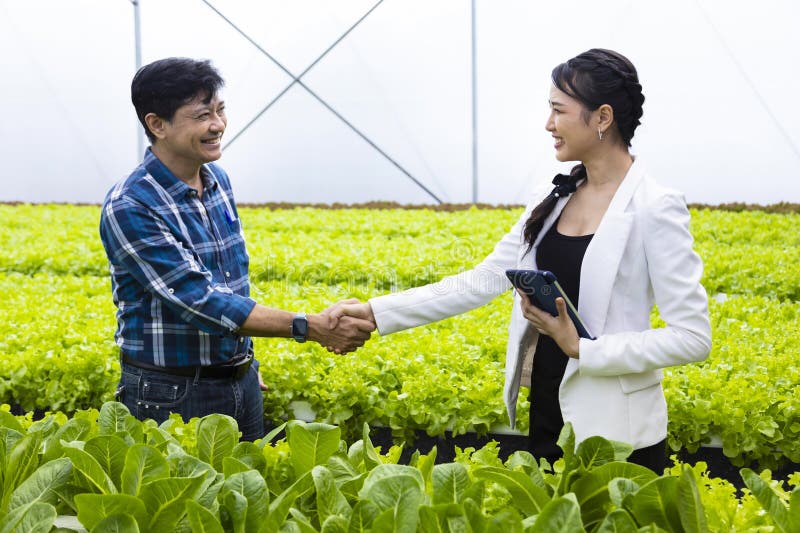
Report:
224,208,236,225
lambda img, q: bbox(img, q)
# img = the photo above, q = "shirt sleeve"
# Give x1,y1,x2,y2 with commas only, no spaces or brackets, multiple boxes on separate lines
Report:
578,192,712,375
99,195,256,337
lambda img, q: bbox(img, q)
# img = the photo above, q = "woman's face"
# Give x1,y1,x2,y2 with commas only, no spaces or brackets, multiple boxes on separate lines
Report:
545,84,597,162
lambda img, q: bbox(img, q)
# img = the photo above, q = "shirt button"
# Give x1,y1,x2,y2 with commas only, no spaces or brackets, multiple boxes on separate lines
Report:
225,271,231,277
168,288,174,294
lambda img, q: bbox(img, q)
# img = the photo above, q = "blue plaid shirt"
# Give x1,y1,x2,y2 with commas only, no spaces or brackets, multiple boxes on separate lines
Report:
99,149,257,367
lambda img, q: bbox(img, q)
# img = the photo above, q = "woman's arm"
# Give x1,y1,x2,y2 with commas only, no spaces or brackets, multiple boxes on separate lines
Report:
366,206,532,335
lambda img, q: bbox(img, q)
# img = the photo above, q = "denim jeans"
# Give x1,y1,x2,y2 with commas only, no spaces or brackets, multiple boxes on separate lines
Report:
118,363,265,441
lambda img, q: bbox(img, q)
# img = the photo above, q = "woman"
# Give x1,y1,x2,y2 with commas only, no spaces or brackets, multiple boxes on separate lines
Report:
334,49,711,472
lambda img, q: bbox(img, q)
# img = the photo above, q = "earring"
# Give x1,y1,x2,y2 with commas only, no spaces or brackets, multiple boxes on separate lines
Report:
598,129,604,141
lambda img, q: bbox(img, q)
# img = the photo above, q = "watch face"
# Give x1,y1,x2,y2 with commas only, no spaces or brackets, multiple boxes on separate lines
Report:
292,315,308,341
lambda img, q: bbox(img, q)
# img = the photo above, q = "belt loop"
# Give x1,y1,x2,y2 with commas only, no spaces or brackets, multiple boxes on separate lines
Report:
193,366,201,386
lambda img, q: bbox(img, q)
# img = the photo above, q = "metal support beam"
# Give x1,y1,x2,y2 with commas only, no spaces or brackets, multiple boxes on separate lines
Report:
132,0,144,159
201,0,443,204
471,0,478,203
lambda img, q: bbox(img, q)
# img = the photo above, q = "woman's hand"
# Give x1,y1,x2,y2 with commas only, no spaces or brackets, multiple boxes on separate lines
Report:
518,290,580,358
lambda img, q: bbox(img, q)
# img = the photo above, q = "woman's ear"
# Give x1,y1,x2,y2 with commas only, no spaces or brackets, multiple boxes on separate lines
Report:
144,113,167,141
596,104,614,134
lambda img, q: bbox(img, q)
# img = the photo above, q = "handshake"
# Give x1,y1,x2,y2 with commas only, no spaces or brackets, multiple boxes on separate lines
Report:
311,299,376,354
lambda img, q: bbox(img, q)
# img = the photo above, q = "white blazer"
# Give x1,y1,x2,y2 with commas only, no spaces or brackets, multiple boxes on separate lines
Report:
369,158,712,449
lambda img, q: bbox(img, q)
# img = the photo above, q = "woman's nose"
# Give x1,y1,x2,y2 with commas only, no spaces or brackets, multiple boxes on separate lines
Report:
544,111,555,131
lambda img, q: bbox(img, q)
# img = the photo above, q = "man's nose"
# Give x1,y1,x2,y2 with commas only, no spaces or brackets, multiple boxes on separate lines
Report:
210,113,225,130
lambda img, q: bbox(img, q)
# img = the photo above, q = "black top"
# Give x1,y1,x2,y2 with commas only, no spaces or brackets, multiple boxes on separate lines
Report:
529,219,593,460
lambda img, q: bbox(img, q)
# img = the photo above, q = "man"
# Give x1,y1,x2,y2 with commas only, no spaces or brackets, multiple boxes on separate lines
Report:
99,57,374,441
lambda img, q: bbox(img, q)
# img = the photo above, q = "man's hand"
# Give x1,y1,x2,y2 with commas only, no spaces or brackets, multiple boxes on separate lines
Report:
320,298,377,354
257,369,269,391
307,301,376,354
518,290,580,358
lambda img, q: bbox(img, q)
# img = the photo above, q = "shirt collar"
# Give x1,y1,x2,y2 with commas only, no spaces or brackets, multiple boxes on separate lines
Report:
142,148,220,201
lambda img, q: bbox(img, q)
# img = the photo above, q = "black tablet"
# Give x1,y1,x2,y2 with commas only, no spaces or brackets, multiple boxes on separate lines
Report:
506,269,595,340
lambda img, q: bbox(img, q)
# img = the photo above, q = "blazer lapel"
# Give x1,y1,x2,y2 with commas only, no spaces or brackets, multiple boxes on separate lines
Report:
578,158,646,339
555,160,645,389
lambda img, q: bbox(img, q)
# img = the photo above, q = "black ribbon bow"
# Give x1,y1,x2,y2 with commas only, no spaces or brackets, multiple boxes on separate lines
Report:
551,173,577,198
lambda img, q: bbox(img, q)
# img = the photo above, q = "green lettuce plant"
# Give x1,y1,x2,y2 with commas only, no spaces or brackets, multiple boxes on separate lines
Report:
1,402,799,532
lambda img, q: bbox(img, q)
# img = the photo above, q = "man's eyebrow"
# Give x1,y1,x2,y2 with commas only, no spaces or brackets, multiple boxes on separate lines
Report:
190,99,224,112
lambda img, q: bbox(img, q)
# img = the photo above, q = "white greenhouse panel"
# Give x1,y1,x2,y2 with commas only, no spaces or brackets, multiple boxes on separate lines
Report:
0,0,798,205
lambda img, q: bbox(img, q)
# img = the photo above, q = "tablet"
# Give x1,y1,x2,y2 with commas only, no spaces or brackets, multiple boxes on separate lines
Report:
505,269,595,340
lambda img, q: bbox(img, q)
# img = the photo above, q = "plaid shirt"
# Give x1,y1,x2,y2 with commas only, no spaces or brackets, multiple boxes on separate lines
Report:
99,149,256,367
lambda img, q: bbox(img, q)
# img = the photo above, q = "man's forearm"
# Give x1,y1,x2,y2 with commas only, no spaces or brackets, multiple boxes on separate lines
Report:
237,304,330,341
237,304,296,338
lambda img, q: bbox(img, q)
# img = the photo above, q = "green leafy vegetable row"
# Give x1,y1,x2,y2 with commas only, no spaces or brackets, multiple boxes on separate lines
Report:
2,205,800,299
3,268,800,466
664,296,800,467
2,205,800,466
0,272,519,439
2,402,799,532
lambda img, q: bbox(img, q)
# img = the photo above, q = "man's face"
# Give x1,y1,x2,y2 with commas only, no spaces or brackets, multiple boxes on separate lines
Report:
158,93,227,166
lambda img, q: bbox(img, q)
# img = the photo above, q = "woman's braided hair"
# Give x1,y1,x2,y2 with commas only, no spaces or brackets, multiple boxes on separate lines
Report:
523,49,644,251
552,48,645,147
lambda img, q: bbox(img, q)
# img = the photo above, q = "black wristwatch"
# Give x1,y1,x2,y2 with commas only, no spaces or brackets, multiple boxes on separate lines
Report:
291,312,308,343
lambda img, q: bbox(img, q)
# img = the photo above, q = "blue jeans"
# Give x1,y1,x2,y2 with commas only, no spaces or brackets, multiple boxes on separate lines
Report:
118,363,265,441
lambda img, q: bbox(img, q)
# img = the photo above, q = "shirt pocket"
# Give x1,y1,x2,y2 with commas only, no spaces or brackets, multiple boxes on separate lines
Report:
226,218,250,272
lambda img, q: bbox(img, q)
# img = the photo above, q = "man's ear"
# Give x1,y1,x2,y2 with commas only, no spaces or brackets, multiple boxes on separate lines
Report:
144,113,167,141
596,104,614,133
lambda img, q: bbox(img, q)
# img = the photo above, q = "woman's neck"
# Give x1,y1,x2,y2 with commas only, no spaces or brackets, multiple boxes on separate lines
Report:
582,148,634,189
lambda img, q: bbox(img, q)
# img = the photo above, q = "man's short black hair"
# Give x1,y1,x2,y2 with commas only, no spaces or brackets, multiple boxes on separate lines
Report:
131,57,225,143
